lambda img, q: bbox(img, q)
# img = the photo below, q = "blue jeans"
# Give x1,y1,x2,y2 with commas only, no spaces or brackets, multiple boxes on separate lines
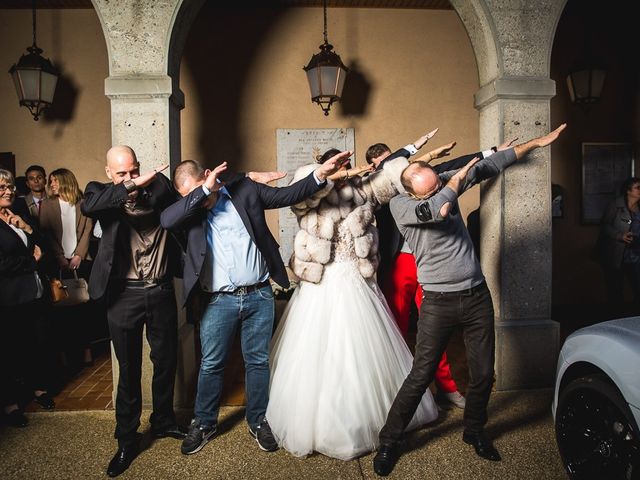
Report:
194,285,275,430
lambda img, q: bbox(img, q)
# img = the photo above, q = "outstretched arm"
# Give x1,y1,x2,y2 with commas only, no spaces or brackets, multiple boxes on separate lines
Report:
255,150,351,209
247,171,287,185
328,163,374,181
513,124,566,159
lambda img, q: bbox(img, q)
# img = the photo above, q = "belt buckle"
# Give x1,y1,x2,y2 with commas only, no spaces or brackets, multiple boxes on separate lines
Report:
236,286,248,296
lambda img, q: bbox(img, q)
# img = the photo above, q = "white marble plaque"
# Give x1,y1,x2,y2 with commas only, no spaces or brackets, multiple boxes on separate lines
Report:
276,128,355,265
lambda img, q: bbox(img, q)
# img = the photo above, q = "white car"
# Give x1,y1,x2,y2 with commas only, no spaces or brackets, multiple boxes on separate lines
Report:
552,317,640,479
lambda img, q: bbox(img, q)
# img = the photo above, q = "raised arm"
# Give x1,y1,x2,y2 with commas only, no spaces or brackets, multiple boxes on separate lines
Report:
81,181,130,217
257,150,351,209
160,186,209,230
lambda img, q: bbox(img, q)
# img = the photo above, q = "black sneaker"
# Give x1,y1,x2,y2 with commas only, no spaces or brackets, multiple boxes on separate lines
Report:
249,418,278,452
181,419,216,455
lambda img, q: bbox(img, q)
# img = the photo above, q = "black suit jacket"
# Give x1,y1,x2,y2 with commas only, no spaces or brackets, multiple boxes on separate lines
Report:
0,216,43,306
376,149,483,284
160,172,324,306
81,174,179,300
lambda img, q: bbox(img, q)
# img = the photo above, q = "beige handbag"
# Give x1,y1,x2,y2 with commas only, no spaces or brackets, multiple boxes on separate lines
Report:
51,270,90,307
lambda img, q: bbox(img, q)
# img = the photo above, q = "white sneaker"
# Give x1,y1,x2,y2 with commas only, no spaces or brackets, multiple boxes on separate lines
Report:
436,390,466,409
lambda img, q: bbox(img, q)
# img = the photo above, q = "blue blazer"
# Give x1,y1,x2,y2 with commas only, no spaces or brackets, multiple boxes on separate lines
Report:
160,172,324,306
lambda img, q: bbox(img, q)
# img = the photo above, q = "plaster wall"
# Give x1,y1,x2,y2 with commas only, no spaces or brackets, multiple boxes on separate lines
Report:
0,6,483,226
0,9,110,189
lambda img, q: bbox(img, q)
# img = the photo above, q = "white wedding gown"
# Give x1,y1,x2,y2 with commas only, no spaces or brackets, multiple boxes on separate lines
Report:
266,251,439,460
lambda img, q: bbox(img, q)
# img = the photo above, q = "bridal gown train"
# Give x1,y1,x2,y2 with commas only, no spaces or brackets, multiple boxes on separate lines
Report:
266,260,439,460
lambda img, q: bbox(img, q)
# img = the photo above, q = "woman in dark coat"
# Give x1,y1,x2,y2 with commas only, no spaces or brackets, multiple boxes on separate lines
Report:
598,177,640,315
0,169,55,427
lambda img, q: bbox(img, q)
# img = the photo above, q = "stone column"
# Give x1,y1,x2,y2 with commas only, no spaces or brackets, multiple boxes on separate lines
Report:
475,80,560,390
453,0,567,390
91,0,202,407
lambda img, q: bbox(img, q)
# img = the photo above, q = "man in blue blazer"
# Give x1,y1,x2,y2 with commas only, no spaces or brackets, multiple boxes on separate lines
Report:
160,152,351,455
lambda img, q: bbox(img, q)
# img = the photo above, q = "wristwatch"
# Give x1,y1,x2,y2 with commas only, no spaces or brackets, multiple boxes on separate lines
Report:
123,180,137,193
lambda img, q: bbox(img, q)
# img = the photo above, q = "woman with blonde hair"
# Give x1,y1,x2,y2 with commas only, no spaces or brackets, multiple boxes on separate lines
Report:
40,168,95,368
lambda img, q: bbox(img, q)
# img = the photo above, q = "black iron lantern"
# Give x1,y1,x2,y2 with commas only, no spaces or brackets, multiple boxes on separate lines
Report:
303,0,348,116
566,69,606,105
9,1,59,121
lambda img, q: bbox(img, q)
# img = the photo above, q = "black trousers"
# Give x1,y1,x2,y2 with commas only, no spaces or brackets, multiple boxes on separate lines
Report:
0,300,51,407
106,282,178,446
379,281,495,445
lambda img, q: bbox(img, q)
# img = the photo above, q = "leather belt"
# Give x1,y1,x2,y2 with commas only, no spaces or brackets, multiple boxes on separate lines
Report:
423,281,487,297
214,280,270,296
122,279,168,289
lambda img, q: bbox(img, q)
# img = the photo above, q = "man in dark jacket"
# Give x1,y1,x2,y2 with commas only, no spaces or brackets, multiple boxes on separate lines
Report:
82,146,186,478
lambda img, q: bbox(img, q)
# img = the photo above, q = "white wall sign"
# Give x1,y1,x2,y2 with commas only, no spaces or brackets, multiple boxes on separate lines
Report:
276,128,355,265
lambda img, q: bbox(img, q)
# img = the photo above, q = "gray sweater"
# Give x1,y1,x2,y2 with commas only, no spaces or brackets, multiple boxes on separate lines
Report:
389,148,517,292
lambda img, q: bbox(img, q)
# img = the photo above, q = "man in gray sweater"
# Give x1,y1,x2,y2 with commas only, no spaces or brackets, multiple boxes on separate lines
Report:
373,124,567,476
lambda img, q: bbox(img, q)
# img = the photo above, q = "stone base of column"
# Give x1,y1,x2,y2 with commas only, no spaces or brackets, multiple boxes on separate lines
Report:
495,319,560,390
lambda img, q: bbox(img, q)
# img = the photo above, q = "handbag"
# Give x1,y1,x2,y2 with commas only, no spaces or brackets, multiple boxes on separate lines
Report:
51,270,90,307
49,277,68,303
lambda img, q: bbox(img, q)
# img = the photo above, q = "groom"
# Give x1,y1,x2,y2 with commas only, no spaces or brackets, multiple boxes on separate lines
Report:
373,124,567,476
160,152,351,455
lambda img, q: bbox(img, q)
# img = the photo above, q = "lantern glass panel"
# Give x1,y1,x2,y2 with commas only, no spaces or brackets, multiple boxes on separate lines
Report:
572,70,591,100
320,66,339,96
306,68,321,98
41,71,58,103
10,70,24,102
19,69,42,102
335,67,346,97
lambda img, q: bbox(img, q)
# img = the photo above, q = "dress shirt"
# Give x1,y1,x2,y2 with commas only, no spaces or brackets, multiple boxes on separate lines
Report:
199,171,324,292
200,186,269,292
112,199,170,282
59,199,77,258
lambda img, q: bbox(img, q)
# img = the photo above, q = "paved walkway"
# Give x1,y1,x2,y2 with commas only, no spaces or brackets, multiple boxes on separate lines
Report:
0,389,566,480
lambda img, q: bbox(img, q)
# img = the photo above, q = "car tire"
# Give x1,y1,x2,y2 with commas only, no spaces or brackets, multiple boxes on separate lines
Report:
555,374,640,480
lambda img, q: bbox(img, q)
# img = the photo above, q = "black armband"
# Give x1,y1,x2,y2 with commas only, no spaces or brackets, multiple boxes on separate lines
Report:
415,203,433,222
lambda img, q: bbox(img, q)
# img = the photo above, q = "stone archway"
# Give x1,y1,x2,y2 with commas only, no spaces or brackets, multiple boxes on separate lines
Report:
91,0,569,405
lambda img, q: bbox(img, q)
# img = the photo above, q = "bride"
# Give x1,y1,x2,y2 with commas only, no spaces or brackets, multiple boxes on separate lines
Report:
266,139,439,460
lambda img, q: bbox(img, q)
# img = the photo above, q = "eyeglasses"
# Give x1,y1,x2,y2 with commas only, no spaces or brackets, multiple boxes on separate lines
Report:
0,184,17,193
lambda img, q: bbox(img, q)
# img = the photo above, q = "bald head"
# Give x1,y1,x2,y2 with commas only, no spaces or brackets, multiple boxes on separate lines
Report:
105,145,139,184
401,161,441,199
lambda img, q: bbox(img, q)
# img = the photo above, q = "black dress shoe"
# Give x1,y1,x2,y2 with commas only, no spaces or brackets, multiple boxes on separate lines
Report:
373,444,399,476
34,392,55,410
152,424,188,439
462,432,502,461
5,410,28,427
107,442,139,477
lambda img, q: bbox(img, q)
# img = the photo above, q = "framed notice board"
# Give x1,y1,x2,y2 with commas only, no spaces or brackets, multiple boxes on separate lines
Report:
581,143,634,224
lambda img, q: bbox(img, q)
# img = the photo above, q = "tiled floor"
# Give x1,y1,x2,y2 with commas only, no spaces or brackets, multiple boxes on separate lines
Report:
25,354,114,412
